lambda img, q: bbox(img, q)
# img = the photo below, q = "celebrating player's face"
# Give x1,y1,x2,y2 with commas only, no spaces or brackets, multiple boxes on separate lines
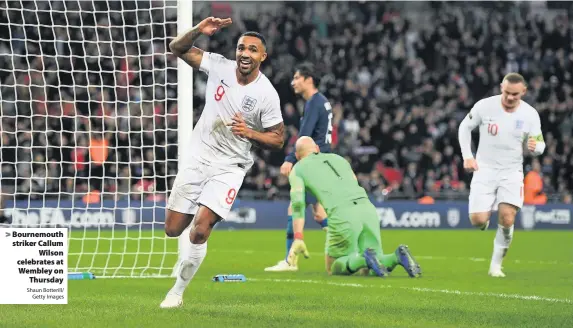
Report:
236,36,267,76
500,81,526,110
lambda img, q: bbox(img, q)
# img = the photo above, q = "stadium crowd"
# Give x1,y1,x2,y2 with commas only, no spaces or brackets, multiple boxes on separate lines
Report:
0,1,572,204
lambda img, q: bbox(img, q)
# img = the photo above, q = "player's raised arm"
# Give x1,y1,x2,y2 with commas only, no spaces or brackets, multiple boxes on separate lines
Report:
169,17,232,70
527,111,546,156
458,103,482,172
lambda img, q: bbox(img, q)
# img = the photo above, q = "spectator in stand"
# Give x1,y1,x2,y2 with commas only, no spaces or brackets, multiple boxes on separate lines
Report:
524,159,547,205
87,131,110,193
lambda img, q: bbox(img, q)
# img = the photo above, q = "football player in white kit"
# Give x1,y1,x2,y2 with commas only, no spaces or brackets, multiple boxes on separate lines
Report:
160,17,284,308
458,73,545,278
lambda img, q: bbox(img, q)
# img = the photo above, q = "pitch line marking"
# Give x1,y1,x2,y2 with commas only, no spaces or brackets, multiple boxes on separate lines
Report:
211,249,573,265
249,278,573,304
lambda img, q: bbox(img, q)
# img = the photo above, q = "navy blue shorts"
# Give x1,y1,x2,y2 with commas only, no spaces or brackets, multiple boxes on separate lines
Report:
305,192,318,206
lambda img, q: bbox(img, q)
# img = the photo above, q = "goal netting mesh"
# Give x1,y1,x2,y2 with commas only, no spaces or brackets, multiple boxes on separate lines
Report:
0,0,181,277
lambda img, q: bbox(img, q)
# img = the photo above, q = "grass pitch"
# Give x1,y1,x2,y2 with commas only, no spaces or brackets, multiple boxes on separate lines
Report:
0,229,572,327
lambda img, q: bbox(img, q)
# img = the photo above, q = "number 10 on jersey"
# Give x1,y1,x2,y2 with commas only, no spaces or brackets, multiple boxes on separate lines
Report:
488,123,498,136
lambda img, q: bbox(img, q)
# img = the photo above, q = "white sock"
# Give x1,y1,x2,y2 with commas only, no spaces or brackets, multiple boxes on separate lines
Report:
169,241,207,296
171,226,193,277
490,224,514,270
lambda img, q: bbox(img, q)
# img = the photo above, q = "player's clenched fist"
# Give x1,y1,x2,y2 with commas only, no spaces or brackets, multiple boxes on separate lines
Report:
527,137,537,152
197,16,232,36
280,162,293,176
463,158,479,172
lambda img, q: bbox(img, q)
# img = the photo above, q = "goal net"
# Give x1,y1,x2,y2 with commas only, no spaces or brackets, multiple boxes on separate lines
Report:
0,0,185,278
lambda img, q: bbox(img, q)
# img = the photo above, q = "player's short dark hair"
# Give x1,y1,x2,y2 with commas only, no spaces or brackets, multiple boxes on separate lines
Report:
295,62,320,87
240,31,267,50
503,73,527,86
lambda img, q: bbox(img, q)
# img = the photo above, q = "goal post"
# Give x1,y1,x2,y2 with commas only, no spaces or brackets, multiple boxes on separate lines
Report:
171,0,193,278
177,0,194,167
0,0,188,278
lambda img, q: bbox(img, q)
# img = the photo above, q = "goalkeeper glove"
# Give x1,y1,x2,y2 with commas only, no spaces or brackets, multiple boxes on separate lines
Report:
287,236,310,266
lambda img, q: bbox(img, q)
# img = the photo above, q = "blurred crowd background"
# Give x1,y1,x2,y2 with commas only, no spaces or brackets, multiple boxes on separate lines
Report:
1,1,572,204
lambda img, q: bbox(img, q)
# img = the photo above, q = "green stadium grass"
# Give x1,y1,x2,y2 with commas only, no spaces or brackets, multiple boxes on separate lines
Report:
0,230,571,328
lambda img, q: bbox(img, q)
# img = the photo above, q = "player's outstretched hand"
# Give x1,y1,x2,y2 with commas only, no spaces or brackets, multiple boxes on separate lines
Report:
197,17,232,36
463,158,479,172
527,137,537,152
228,112,252,139
287,239,310,265
280,162,293,176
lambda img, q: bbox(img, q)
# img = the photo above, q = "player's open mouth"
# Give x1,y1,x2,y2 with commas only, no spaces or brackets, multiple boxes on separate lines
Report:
239,59,251,69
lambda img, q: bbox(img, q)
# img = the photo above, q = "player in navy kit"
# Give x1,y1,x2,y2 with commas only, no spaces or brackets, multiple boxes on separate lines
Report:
265,62,334,272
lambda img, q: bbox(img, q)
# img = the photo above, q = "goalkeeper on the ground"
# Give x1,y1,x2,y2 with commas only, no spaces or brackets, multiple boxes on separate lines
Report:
287,137,422,277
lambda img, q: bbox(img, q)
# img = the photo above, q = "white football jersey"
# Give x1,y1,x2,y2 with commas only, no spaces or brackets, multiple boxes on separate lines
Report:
187,52,283,171
459,95,544,171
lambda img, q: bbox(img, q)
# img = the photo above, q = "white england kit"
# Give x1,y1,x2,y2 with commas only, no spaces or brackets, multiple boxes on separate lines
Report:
167,52,283,219
459,95,545,213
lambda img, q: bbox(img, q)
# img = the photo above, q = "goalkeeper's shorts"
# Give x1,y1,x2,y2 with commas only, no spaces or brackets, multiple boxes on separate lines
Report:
325,199,383,258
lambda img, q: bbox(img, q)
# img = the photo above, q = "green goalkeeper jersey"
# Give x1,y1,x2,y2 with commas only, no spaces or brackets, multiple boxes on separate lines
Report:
289,152,369,220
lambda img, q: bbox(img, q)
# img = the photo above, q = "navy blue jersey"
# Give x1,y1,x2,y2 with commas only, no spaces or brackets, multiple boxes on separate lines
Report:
285,92,333,164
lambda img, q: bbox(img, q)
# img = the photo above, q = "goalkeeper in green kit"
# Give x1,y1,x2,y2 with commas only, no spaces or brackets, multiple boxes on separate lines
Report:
287,137,422,277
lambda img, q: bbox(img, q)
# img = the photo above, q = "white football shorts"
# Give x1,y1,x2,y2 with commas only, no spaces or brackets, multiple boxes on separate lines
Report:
167,162,245,220
469,168,524,213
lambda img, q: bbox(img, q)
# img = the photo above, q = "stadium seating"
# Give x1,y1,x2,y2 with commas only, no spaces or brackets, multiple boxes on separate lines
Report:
1,1,571,204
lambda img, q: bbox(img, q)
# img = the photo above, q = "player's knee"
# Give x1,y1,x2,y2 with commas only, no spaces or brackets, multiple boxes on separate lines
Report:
164,225,182,238
164,210,191,237
498,205,517,227
189,224,210,244
189,217,216,244
469,212,489,226
189,206,221,243
164,219,182,238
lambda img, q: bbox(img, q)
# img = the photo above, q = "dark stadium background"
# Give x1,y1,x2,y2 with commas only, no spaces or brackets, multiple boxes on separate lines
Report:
0,1,571,204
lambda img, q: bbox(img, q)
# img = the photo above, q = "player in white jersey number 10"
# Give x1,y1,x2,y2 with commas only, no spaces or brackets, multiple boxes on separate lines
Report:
160,17,285,308
458,73,545,278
